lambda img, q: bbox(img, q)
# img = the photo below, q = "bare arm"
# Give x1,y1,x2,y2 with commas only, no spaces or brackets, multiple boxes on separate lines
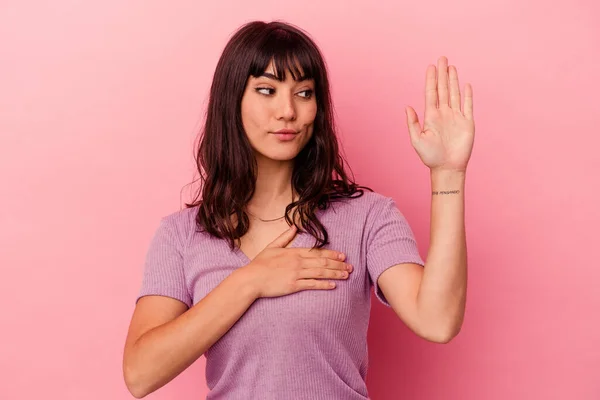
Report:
385,56,472,343
378,170,467,343
123,269,255,398
123,225,348,398
415,170,467,340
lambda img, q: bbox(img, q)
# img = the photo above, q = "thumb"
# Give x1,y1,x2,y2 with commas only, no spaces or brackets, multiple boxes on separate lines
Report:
266,224,298,248
405,106,422,144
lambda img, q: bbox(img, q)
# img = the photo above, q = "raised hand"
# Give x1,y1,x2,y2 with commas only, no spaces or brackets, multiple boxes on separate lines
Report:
405,56,475,173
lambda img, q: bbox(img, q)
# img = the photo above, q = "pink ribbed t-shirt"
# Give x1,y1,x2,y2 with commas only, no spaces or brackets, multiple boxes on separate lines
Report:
136,191,425,399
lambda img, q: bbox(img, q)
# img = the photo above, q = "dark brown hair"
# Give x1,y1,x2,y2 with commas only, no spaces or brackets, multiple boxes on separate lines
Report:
185,20,372,250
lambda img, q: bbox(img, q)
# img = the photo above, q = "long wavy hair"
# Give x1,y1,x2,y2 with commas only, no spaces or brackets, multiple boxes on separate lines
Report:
185,20,372,250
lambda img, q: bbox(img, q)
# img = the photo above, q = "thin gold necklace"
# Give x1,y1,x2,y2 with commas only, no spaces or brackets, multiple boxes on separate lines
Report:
246,187,294,222
246,210,287,222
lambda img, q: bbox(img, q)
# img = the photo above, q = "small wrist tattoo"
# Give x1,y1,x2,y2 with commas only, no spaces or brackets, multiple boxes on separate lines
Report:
432,189,461,195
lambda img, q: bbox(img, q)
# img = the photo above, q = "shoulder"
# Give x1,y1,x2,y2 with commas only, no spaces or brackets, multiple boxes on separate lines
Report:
327,190,393,216
156,206,200,250
319,190,397,232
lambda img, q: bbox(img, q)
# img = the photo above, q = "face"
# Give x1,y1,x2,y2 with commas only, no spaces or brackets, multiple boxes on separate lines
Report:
240,61,317,162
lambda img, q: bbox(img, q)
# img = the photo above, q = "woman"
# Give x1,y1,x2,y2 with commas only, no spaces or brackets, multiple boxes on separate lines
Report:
123,20,474,399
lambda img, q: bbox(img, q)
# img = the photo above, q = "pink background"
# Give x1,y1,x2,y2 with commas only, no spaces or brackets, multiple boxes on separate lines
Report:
1,1,599,399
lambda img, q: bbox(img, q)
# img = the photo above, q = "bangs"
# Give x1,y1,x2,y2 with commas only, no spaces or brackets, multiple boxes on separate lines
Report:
248,28,319,81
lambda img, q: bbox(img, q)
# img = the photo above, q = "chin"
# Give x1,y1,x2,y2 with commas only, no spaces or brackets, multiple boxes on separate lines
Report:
258,149,302,162
252,142,306,161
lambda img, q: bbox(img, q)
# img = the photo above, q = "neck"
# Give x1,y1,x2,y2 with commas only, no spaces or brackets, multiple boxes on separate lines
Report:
247,156,297,219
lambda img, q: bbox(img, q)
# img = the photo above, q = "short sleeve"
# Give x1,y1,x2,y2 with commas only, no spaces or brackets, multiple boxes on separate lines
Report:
135,216,192,308
366,197,425,307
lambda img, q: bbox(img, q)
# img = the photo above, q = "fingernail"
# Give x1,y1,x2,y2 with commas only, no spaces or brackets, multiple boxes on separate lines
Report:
338,253,345,261
347,264,353,272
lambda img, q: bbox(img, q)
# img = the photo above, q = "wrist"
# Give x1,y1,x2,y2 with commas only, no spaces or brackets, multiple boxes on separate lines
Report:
430,169,466,192
231,264,261,301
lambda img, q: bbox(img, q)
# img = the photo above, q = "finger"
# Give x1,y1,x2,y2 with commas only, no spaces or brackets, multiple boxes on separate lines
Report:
298,267,349,280
437,56,449,107
266,224,297,248
449,65,461,111
425,64,437,112
301,256,351,271
405,106,422,144
299,248,345,261
463,83,474,120
294,279,337,291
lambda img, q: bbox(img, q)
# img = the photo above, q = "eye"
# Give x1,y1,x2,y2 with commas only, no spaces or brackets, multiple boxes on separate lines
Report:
297,89,314,99
255,87,274,96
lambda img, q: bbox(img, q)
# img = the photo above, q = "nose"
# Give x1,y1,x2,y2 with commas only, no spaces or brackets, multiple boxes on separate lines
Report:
275,92,296,121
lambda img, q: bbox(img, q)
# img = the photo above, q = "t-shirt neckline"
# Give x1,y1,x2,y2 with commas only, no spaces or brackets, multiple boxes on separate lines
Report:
232,228,309,265
232,205,327,265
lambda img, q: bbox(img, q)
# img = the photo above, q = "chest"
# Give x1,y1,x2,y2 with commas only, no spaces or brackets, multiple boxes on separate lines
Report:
183,226,376,361
237,220,298,261
187,231,372,345
185,226,368,305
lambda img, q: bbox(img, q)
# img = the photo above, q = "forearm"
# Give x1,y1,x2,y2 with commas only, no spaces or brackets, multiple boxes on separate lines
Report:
417,169,468,341
127,269,257,398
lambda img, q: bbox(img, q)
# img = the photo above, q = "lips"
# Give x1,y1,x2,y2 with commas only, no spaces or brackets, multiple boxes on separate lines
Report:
272,129,298,141
273,129,297,134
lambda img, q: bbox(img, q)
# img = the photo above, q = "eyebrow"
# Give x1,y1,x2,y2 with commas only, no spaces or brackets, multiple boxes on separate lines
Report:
259,72,310,82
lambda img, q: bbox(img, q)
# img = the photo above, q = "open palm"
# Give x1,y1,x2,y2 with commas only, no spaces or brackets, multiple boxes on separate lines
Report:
405,56,475,173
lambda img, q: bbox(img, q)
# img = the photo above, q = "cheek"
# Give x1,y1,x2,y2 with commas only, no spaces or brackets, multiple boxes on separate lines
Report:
242,101,269,131
241,91,263,128
300,102,317,124
240,99,252,128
